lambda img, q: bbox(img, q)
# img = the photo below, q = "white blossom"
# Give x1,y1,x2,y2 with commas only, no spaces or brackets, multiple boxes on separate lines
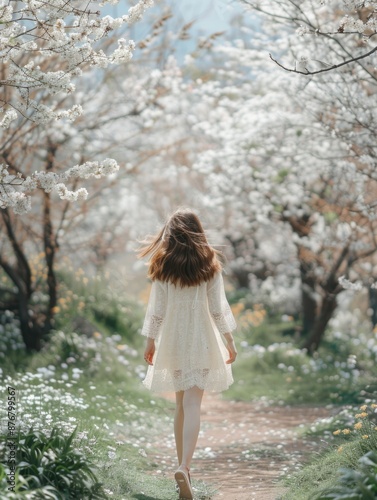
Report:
296,25,310,36
0,1,154,126
338,276,363,291
110,39,136,64
0,109,18,128
124,0,154,25
0,0,153,213
0,189,31,215
296,55,310,72
0,3,13,23
0,158,119,214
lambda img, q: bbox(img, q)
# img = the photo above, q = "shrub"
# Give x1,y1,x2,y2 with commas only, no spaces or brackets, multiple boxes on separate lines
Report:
0,426,106,499
283,402,377,499
54,268,144,343
0,462,61,499
316,450,377,500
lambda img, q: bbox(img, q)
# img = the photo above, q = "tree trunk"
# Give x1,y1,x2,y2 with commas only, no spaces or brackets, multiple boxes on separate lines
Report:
303,292,338,355
232,268,251,289
301,243,349,354
0,145,59,351
299,261,317,336
0,257,42,351
18,290,42,352
1,209,32,296
368,286,377,328
43,190,57,332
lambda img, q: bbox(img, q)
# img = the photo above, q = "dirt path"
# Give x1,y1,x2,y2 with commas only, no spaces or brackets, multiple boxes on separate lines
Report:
151,394,333,500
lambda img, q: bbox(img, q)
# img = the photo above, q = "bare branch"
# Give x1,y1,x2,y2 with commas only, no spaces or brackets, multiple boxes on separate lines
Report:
269,44,377,75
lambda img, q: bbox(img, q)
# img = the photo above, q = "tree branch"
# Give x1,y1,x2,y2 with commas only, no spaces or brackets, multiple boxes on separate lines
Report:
0,286,17,295
269,44,377,75
322,243,350,293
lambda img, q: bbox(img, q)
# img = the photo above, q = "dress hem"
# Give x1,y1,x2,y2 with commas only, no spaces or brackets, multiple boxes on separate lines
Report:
142,379,234,394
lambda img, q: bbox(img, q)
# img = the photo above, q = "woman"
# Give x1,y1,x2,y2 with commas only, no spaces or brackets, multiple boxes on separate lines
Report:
138,209,237,499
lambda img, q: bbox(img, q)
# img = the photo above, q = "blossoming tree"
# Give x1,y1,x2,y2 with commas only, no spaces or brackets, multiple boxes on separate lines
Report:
0,0,153,214
249,0,377,349
0,0,154,350
118,1,377,353
242,0,377,75
185,0,377,353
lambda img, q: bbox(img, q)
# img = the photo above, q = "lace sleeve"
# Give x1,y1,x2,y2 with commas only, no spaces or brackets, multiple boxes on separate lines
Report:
140,281,167,340
207,272,237,334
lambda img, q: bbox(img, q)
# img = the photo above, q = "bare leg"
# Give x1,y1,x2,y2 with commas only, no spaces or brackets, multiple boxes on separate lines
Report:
179,386,204,471
174,391,184,466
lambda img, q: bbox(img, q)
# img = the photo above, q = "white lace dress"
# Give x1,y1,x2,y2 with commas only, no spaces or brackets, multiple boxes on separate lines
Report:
140,272,237,393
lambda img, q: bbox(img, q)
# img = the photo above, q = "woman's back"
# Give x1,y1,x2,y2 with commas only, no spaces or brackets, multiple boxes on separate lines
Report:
141,271,236,393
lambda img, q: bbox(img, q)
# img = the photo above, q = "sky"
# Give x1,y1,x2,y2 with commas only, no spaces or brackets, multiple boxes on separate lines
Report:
168,0,243,33
109,0,245,36
106,0,248,62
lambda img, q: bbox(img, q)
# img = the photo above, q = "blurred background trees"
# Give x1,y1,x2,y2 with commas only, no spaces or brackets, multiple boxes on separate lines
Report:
1,0,377,353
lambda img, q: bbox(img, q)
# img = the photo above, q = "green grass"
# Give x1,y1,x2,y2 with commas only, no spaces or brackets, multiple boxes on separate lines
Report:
224,311,376,406
54,269,145,343
281,402,377,499
282,439,377,500
226,356,369,406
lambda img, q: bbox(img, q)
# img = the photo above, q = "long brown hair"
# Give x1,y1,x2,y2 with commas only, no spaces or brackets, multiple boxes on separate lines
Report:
138,209,222,287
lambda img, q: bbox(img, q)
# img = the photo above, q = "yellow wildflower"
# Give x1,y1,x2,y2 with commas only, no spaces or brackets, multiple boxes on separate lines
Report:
362,435,369,439
360,404,368,411
337,446,343,453
333,430,341,435
231,303,245,315
371,404,377,409
355,412,368,418
354,422,363,430
374,426,377,431
342,429,351,435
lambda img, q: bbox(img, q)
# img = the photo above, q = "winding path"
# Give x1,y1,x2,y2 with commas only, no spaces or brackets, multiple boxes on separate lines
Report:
152,394,333,500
